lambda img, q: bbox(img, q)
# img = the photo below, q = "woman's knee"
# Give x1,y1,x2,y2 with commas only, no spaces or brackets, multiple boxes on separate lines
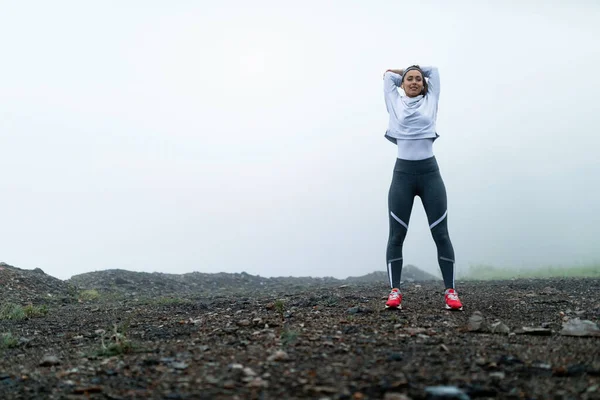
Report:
431,227,450,245
388,230,407,247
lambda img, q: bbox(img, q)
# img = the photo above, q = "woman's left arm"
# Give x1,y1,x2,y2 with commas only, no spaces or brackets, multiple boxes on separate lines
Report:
420,66,440,98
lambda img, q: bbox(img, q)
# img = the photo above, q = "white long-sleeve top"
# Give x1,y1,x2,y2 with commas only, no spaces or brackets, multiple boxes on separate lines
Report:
383,66,440,144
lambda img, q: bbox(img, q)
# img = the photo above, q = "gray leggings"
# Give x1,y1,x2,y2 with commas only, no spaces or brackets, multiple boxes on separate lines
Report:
386,156,455,289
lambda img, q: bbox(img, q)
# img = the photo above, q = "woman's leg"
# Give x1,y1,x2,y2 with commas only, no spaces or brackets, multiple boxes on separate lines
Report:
386,170,416,289
419,170,456,289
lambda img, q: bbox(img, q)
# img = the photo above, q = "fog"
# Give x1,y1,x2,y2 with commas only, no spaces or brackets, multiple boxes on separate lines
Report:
1,0,599,280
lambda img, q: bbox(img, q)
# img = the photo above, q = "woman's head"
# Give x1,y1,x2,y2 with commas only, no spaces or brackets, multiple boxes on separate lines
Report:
401,65,428,97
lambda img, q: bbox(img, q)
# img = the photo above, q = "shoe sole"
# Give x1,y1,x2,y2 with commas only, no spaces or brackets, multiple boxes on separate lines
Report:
385,304,402,310
445,304,463,311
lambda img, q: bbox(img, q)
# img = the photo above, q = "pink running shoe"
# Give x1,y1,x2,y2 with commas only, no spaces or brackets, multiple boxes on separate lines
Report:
444,288,463,311
385,288,402,309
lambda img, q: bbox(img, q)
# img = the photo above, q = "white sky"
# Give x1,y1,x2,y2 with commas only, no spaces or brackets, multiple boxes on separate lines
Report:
1,0,599,280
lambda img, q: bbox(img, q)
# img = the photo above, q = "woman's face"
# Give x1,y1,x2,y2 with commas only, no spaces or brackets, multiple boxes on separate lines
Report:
402,70,424,97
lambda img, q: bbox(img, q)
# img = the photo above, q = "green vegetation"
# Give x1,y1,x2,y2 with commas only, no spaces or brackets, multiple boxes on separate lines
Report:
280,329,299,346
24,304,48,318
96,321,135,357
461,263,600,280
0,303,48,320
78,289,101,301
274,299,285,320
1,333,19,349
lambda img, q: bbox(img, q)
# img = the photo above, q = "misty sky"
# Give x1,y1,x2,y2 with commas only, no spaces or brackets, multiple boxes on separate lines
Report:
1,1,599,280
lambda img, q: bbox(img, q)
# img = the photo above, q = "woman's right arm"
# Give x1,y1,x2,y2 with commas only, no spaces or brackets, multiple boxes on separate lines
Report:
383,70,403,112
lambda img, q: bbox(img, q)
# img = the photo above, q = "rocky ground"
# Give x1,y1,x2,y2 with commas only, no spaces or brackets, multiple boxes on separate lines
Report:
0,263,599,399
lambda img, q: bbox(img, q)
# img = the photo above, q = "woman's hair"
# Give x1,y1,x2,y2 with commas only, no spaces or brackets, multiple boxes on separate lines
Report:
401,65,428,95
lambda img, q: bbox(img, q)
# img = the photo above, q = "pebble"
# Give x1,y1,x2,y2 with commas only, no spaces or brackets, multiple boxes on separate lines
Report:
467,312,486,332
39,355,61,367
490,321,510,334
559,318,600,337
489,371,505,380
246,377,268,388
516,327,552,336
424,386,471,399
267,350,290,362
171,362,188,370
222,380,235,389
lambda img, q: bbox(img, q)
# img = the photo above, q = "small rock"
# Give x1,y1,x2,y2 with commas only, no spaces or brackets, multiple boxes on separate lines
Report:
424,386,470,399
489,371,505,380
247,377,268,388
540,287,560,295
387,353,403,361
222,380,235,389
171,362,188,370
243,367,256,377
310,386,338,394
237,319,251,327
515,327,552,336
268,350,289,362
405,327,428,336
467,312,486,332
559,318,600,337
18,337,32,346
347,306,371,314
39,355,61,367
490,321,510,334
532,363,552,370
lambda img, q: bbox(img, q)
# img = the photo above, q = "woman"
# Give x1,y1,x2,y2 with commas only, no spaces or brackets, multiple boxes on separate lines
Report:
382,65,463,311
